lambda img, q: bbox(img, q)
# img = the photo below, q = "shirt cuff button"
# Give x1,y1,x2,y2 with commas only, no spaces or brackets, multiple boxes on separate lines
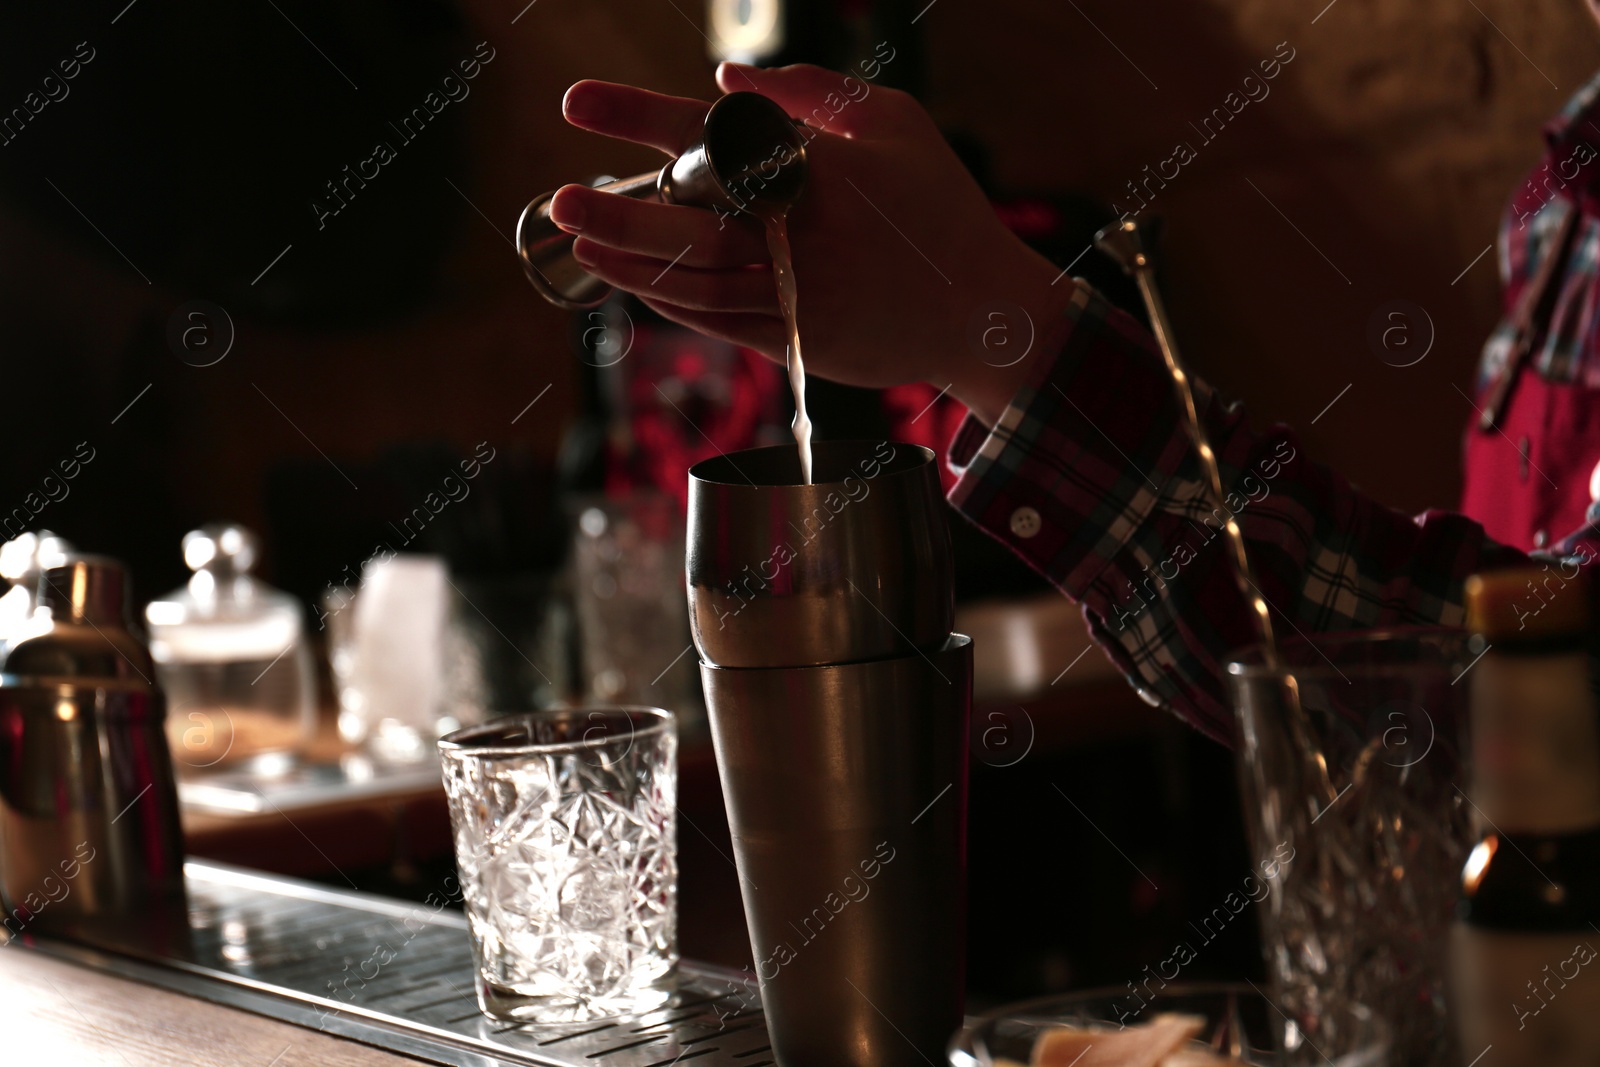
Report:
1009,506,1041,539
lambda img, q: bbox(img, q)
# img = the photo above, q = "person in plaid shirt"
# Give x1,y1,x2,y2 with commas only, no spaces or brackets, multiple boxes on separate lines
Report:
550,61,1596,743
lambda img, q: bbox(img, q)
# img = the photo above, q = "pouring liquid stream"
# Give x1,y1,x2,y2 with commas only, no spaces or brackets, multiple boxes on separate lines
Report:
762,209,814,486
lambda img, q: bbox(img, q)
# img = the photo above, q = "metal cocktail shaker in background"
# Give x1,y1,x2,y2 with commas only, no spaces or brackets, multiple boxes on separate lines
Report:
0,557,186,947
690,441,970,1067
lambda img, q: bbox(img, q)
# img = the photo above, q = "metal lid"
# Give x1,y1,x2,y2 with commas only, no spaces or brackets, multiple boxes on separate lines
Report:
37,555,130,626
0,530,73,583
183,523,258,576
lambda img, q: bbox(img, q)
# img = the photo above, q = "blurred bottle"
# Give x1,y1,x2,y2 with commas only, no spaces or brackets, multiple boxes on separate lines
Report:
1454,563,1600,1063
558,293,774,732
144,524,315,773
561,292,792,510
569,494,702,729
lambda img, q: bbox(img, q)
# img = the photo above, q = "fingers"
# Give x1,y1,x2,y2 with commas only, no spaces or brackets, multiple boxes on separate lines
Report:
562,80,710,156
637,295,787,360
550,184,769,266
572,239,781,316
715,62,889,136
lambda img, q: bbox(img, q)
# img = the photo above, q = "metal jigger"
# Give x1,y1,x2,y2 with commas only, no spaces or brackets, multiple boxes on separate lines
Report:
518,91,808,310
690,441,971,1067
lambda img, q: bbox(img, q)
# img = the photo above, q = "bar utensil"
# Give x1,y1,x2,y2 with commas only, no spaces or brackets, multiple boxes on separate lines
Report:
687,440,953,669
688,438,969,1067
700,635,971,1067
1094,218,1335,804
518,91,808,309
1092,219,1287,675
0,556,187,942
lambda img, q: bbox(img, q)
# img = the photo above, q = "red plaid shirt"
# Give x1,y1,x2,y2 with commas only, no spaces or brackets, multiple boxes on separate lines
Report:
1461,70,1600,549
948,73,1600,743
946,282,1587,746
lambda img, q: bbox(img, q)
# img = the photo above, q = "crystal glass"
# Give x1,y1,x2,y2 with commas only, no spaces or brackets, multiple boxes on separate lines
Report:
949,983,1389,1067
439,708,678,1022
1228,630,1472,1067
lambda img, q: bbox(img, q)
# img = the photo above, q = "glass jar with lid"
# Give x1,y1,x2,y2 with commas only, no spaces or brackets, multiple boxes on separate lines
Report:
144,524,316,771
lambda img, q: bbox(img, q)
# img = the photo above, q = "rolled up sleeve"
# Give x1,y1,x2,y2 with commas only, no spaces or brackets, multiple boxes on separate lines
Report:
948,282,1522,744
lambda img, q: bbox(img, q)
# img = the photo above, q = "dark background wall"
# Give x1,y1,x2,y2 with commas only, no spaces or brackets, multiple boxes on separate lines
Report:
4,0,1591,598
923,0,1597,519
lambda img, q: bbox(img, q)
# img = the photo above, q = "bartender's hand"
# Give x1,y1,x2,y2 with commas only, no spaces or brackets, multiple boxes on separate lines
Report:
552,63,1074,427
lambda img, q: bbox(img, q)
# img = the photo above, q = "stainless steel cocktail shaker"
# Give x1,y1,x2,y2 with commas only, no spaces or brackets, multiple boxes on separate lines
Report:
687,440,954,667
517,91,808,309
690,440,970,1067
702,636,971,1067
0,556,186,946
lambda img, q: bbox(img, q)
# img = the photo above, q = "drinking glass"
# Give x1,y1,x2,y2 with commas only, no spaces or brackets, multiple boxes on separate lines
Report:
439,708,678,1022
1227,630,1472,1067
949,983,1389,1067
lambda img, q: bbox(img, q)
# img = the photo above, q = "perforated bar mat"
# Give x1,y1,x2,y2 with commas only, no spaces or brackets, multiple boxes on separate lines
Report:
19,861,771,1067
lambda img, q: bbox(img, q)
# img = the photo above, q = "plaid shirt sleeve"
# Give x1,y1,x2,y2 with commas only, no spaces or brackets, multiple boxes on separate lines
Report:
947,281,1531,744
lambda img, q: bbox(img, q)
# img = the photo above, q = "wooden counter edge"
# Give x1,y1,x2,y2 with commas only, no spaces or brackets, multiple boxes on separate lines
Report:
0,947,430,1067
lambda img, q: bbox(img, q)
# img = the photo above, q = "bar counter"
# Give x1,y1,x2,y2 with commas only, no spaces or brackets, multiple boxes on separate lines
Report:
1,949,422,1067
0,595,1172,1063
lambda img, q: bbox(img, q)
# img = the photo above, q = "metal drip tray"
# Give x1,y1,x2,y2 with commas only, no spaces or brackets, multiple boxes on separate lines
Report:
21,861,770,1067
